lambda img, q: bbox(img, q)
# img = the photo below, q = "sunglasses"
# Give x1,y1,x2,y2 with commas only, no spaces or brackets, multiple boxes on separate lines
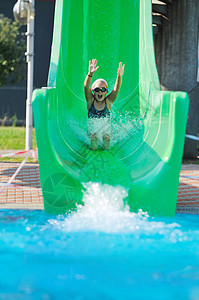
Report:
93,87,108,93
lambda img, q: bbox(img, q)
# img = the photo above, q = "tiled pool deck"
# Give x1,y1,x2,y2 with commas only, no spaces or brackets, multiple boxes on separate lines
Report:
0,162,43,210
0,161,199,214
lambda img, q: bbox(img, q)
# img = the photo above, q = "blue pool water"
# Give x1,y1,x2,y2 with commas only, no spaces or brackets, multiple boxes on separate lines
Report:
0,183,199,300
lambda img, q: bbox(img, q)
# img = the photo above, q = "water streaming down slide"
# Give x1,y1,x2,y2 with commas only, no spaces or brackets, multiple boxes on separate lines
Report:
32,0,189,216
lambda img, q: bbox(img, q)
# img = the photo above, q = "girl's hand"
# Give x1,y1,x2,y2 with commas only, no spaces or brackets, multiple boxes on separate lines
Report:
89,59,99,75
117,62,125,76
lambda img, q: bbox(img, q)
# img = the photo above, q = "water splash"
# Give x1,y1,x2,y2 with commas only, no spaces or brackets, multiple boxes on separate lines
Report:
59,109,144,149
48,182,184,242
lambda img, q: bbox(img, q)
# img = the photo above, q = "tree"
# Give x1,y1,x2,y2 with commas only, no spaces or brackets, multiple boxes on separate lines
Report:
0,14,26,87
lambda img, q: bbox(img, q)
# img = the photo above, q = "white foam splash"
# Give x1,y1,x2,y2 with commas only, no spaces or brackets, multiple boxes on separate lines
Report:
48,183,182,239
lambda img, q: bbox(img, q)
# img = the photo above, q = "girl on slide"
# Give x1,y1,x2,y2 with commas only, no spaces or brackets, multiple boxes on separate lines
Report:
84,59,125,150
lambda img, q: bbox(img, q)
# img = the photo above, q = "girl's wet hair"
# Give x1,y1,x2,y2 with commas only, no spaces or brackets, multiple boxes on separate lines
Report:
92,79,108,91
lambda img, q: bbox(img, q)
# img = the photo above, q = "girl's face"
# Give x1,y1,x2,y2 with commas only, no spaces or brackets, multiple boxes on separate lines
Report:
93,81,108,102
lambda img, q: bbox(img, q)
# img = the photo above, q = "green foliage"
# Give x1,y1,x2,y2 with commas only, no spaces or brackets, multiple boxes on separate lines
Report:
12,113,18,127
0,14,26,87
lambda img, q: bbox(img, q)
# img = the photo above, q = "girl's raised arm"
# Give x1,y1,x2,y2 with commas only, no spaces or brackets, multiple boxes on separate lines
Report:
84,59,99,108
107,62,125,104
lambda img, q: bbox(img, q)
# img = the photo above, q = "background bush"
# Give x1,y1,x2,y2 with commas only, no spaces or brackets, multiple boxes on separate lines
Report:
0,14,26,87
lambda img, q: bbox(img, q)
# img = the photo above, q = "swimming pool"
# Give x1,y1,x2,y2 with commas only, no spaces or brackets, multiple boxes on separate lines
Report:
0,183,199,299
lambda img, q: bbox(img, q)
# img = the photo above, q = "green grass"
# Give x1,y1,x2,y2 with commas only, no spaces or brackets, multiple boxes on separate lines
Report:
0,126,37,162
0,126,37,149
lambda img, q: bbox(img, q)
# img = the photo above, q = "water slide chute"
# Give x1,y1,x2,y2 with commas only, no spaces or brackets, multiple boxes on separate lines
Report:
32,0,189,216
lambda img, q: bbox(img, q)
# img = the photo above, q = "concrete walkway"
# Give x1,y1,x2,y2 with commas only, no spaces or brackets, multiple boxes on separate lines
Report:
0,161,199,214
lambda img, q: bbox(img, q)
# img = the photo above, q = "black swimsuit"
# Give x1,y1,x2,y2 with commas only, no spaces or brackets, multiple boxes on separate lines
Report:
88,100,110,119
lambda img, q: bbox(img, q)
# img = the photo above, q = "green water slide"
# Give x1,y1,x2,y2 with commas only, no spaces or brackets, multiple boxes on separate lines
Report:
32,0,189,216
